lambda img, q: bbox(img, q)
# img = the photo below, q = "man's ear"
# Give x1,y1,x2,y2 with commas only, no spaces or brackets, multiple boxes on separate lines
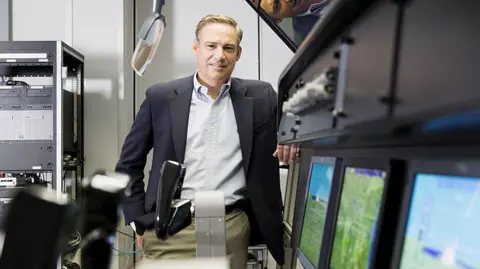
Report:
236,46,242,61
192,39,199,55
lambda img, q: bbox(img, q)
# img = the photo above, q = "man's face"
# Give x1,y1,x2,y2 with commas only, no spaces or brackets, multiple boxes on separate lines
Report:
193,23,241,83
260,0,321,19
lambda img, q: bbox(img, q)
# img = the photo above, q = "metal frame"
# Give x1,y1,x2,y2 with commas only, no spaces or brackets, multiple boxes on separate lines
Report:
195,191,227,258
390,159,480,269
8,0,12,41
289,148,315,260
277,0,380,108
243,0,298,53
54,41,63,198
283,158,301,228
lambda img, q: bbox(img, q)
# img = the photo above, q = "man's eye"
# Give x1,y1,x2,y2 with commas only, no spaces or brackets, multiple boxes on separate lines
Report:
207,45,215,49
273,0,280,13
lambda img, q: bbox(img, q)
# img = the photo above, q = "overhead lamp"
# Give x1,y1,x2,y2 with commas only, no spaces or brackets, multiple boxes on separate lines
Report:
131,0,166,76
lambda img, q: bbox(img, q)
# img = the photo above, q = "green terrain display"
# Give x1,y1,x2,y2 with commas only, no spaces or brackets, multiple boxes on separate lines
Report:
299,194,328,266
299,163,333,268
328,167,386,269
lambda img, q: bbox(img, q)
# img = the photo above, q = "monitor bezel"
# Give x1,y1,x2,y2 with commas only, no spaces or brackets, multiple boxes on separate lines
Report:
324,157,405,269
390,159,480,269
284,158,301,229
296,156,338,269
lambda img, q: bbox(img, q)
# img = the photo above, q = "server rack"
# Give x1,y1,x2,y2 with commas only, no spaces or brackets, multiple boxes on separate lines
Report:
0,40,84,205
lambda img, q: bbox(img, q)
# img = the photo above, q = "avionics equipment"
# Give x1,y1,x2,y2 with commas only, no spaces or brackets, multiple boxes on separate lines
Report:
277,0,480,147
297,156,336,269
326,158,405,269
391,160,480,269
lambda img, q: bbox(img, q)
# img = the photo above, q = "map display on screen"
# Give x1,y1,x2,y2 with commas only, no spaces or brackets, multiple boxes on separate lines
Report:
400,173,480,269
299,162,334,267
328,167,386,269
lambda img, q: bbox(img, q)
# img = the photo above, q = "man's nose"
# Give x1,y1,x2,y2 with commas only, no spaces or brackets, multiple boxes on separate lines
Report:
214,48,226,61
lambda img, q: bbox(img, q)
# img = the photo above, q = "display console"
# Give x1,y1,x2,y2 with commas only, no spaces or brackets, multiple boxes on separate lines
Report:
328,166,386,269
393,160,480,269
297,157,336,269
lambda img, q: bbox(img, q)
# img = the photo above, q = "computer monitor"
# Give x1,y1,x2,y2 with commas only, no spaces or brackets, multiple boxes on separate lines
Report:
328,160,388,269
394,160,480,269
297,156,336,269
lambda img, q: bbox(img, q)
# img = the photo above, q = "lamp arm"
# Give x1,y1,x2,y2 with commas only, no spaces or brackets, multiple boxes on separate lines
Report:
153,0,165,14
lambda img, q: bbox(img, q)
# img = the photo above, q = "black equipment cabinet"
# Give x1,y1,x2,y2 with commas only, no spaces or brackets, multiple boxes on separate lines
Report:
0,41,84,202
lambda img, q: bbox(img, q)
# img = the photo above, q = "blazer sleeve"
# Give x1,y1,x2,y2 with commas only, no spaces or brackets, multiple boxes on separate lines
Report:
267,84,279,132
115,88,154,224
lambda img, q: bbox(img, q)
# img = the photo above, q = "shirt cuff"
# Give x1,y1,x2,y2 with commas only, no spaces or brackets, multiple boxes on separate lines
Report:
130,221,136,232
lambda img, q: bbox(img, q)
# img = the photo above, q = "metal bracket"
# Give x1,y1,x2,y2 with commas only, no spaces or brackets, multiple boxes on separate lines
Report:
194,190,227,258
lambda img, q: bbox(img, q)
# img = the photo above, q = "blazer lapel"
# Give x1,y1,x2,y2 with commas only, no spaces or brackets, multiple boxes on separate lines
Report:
169,76,194,163
230,78,254,175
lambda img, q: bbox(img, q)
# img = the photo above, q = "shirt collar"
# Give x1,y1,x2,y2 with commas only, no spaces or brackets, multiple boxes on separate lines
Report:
296,0,329,17
193,71,232,96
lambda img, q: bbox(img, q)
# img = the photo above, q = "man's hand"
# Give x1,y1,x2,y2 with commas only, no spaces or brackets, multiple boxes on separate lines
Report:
273,144,299,164
136,235,143,250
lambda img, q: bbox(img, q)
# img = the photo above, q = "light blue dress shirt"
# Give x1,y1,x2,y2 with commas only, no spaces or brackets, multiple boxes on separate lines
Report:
182,72,247,205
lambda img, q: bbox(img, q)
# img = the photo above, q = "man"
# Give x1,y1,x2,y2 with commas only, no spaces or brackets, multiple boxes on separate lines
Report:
115,14,297,269
257,0,330,44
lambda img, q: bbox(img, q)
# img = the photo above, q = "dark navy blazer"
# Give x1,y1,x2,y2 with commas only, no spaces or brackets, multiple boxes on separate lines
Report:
115,75,285,265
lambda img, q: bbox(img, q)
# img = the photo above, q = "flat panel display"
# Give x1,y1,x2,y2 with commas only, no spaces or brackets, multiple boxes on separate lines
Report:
298,159,334,268
399,173,480,269
328,167,387,269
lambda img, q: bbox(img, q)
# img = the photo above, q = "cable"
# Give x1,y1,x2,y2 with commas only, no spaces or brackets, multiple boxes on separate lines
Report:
123,241,136,269
282,67,337,115
113,248,142,255
68,230,81,247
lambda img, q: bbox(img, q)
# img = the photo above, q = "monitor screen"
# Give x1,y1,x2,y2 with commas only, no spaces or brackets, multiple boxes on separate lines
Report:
299,161,334,268
328,167,387,269
399,173,480,269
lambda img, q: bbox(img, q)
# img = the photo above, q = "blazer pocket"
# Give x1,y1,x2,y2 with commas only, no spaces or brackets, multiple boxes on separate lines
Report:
254,119,274,134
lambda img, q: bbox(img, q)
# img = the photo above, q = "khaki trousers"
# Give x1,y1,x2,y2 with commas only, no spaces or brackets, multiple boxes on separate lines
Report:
142,209,251,269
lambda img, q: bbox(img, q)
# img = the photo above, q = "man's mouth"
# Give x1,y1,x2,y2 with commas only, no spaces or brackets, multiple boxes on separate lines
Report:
210,64,227,69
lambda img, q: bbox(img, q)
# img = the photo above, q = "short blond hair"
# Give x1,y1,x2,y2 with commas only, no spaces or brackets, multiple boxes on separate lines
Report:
195,14,243,45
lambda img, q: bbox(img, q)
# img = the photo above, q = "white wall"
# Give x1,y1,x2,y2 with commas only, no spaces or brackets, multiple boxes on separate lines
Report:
259,20,294,91
0,0,10,41
11,0,135,268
